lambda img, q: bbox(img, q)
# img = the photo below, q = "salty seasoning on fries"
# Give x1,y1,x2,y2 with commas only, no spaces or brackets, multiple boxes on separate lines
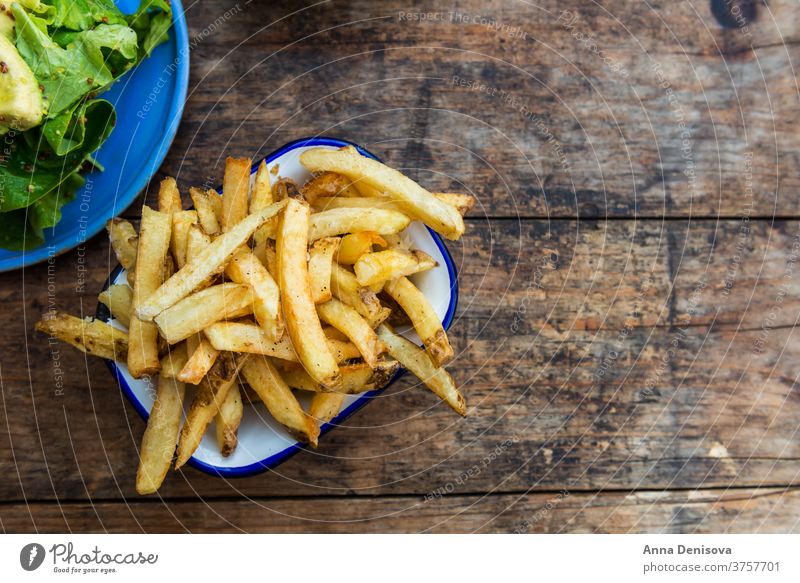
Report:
35,146,474,494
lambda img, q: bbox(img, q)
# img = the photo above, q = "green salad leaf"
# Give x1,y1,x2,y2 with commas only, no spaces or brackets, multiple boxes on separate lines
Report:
0,0,173,251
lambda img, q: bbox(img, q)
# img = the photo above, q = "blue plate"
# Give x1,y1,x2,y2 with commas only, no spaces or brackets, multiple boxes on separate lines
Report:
0,0,190,272
97,137,460,478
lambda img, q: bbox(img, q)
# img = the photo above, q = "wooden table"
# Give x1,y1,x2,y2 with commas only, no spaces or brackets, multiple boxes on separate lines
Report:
2,0,799,533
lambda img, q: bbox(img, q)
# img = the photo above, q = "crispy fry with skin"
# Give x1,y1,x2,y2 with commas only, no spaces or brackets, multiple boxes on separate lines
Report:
215,383,243,456
309,392,345,425
222,157,251,231
309,207,410,242
317,298,385,368
35,313,128,360
98,284,133,328
335,231,386,265
384,276,453,367
277,199,340,388
136,347,189,495
170,210,197,269
106,218,138,271
128,206,172,378
241,357,319,446
354,249,437,287
377,325,466,415
189,187,221,236
300,171,349,203
136,201,287,321
308,237,340,304
300,147,464,239
330,263,390,327
178,337,220,385
175,352,248,468
203,321,359,363
225,248,283,341
153,283,253,344
431,193,475,216
313,193,474,217
251,160,277,245
282,360,399,394
158,177,182,214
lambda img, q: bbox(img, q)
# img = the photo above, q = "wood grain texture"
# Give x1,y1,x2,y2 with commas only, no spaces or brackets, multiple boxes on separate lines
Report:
1,488,797,533
1,0,798,532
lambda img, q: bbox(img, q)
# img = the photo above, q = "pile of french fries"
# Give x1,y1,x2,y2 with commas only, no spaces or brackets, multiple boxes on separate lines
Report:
35,146,473,495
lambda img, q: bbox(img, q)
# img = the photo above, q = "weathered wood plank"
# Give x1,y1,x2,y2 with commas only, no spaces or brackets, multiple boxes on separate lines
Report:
2,488,797,533
2,219,799,501
119,0,800,218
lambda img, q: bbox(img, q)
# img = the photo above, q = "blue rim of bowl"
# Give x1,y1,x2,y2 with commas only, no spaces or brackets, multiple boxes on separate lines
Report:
0,2,190,273
96,136,459,478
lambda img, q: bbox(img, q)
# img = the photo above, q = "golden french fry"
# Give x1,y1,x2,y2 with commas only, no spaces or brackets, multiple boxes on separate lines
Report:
128,206,172,378
153,283,253,344
136,201,287,321
317,298,385,368
308,237,340,304
158,177,182,214
136,346,189,494
277,199,340,388
377,325,465,415
251,160,277,245
159,343,190,378
215,383,243,456
35,312,128,361
300,147,464,239
354,249,437,287
273,177,301,201
330,263,390,327
175,352,248,469
241,357,319,446
335,231,387,265
384,276,453,367
203,321,357,363
106,218,138,271
312,193,475,217
309,208,410,242
282,360,399,394
300,171,349,203
170,210,198,269
225,248,283,341
432,192,475,216
309,392,345,425
98,284,133,328
222,157,251,232
189,186,221,236
177,337,220,385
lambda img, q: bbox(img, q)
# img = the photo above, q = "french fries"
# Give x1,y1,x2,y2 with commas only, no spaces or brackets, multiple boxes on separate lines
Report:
377,325,466,415
309,207,410,241
38,148,471,495
335,231,387,265
153,283,254,344
35,312,128,360
241,357,319,446
98,284,133,328
384,276,453,367
221,157,251,231
300,147,465,239
215,383,243,456
136,348,189,495
354,249,437,287
308,237,340,304
225,249,283,340
176,352,248,468
106,218,138,271
316,298,385,369
136,200,287,321
281,360,400,394
277,199,340,388
128,206,172,378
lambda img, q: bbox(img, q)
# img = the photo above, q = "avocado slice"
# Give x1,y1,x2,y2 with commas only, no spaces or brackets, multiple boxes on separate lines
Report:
0,32,44,132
